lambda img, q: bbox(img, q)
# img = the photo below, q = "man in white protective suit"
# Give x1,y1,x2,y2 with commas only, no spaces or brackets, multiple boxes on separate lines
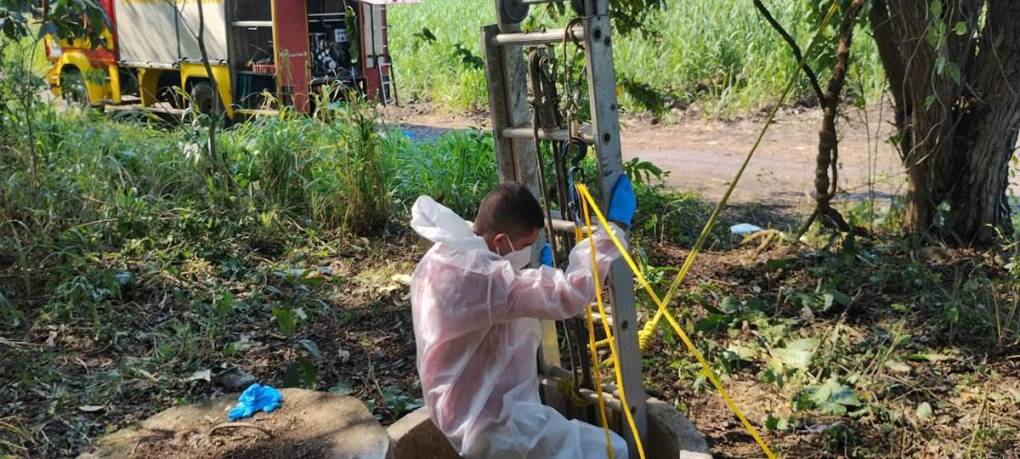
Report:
409,179,637,459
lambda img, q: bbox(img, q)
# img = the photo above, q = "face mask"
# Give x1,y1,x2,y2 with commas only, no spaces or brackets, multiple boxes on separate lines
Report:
502,238,532,270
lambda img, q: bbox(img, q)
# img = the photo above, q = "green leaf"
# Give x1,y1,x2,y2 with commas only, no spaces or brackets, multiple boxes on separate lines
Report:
765,257,798,271
945,305,960,324
329,381,355,396
213,291,236,317
725,344,758,362
765,414,789,431
720,296,740,314
272,306,296,337
946,62,962,85
297,338,322,361
954,21,968,35
771,338,819,370
890,303,910,313
808,377,861,415
816,400,848,415
809,378,842,405
930,0,943,17
830,386,862,407
926,28,940,47
925,95,937,111
935,55,947,74
822,290,850,311
295,356,318,388
916,402,933,420
695,314,729,333
902,352,954,362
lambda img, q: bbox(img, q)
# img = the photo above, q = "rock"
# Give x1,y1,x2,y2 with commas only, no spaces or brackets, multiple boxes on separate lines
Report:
212,368,257,391
79,389,389,459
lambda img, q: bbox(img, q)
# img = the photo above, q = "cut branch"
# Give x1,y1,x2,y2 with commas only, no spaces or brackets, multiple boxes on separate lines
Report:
753,0,825,102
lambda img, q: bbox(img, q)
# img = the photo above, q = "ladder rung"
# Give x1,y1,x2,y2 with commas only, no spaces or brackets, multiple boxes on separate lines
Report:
538,369,624,412
546,366,621,398
501,126,594,143
538,374,624,412
490,27,585,47
591,310,614,327
549,217,577,233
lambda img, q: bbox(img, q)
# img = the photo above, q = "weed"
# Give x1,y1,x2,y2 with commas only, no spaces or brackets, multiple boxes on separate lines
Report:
632,182,732,247
384,129,497,218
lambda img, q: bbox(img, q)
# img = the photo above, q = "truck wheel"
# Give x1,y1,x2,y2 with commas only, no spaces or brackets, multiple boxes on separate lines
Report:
60,67,89,107
190,80,221,115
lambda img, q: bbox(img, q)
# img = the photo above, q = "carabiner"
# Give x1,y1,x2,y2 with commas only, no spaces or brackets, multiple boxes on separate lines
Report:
561,137,589,226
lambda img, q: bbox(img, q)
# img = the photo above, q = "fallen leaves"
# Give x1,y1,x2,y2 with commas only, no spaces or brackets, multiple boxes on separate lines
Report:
770,337,819,371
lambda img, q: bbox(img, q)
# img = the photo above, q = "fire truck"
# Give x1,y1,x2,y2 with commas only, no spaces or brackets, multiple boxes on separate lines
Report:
44,0,418,118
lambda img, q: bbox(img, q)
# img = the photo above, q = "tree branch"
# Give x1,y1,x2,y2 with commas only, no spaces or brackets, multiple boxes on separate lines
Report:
808,0,868,238
752,0,825,102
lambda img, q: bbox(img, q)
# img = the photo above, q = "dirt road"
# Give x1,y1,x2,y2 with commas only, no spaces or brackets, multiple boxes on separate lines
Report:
390,106,909,210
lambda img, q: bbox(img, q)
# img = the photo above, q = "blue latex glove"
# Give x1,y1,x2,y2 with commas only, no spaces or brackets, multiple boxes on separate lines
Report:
540,243,554,267
228,383,284,421
607,175,636,229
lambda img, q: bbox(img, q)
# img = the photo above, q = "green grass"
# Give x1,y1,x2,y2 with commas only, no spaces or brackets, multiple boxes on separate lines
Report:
2,29,54,77
388,0,885,116
387,0,494,112
384,129,498,218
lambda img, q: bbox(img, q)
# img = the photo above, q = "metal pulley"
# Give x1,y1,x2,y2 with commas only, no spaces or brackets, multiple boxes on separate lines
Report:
498,0,530,24
498,0,588,25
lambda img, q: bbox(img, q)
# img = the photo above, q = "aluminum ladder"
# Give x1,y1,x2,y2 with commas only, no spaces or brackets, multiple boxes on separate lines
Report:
481,0,647,456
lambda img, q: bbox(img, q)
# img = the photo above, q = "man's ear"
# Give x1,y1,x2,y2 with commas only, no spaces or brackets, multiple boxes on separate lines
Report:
491,233,510,255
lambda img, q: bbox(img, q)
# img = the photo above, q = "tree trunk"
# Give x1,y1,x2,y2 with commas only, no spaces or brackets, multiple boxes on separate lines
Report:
948,0,1020,242
870,0,1020,245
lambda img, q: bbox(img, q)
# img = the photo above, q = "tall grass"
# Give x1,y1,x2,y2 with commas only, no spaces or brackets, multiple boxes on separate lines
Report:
384,129,497,218
387,0,885,116
0,89,395,322
387,0,494,112
0,51,501,327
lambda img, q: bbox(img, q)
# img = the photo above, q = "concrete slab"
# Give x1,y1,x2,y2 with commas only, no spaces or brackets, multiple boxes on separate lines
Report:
385,407,460,459
386,398,712,459
647,397,712,459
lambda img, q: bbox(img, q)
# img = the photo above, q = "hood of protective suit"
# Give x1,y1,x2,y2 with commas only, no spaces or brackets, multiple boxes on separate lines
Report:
410,196,489,252
408,194,629,459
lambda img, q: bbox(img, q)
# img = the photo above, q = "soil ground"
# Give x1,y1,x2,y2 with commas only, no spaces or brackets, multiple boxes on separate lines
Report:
387,104,1020,213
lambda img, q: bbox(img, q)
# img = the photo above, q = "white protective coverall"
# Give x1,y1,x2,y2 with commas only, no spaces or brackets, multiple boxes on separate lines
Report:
409,195,629,459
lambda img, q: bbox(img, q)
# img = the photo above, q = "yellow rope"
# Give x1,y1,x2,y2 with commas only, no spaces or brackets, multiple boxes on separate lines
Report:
576,226,617,458
577,183,777,459
580,193,646,459
636,0,842,355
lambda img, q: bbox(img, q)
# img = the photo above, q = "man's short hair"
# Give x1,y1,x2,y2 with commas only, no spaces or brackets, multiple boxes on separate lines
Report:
474,182,545,237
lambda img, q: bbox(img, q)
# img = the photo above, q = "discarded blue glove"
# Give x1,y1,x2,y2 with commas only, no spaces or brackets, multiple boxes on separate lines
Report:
607,175,636,229
540,243,554,267
227,383,283,421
